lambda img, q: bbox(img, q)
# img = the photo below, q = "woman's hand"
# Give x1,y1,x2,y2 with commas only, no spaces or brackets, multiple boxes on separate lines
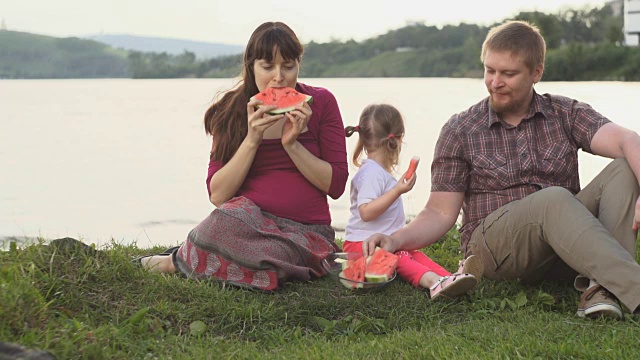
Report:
246,99,284,145
281,101,312,148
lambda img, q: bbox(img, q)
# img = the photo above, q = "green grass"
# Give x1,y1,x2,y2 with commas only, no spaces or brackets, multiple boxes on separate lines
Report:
2,230,640,359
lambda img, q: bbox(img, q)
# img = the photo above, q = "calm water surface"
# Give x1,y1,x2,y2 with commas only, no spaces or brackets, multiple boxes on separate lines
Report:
1,78,638,248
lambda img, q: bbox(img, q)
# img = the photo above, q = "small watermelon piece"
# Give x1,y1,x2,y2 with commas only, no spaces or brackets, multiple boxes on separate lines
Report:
404,156,420,181
339,271,363,289
340,256,366,288
250,86,313,115
364,247,399,282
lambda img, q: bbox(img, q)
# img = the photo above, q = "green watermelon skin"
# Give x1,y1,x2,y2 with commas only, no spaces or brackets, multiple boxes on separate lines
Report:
251,87,313,115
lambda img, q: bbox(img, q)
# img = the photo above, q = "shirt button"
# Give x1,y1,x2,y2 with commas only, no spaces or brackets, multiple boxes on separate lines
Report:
521,153,527,158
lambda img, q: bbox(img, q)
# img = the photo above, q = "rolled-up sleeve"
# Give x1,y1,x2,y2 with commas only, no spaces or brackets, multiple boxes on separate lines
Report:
568,100,611,154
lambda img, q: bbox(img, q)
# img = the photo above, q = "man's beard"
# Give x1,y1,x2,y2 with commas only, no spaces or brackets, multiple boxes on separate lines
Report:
489,92,521,115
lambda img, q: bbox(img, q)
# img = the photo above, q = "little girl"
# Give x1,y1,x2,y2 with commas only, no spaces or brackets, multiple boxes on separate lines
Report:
343,104,483,299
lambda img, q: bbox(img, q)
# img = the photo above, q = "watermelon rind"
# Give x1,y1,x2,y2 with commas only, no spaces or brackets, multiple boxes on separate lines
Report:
339,271,363,289
364,273,389,283
262,95,313,115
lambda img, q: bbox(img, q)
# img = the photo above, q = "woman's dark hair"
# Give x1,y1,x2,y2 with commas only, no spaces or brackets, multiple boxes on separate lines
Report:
204,22,304,163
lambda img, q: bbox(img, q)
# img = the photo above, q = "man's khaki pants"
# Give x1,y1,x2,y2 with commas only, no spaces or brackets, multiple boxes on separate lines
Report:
468,158,640,312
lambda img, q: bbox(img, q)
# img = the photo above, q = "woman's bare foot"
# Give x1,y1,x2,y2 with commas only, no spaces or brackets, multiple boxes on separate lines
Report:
139,254,176,273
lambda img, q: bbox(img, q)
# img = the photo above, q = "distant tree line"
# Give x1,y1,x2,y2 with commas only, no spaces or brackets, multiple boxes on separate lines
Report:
128,4,639,80
0,31,128,79
127,50,240,78
1,4,638,80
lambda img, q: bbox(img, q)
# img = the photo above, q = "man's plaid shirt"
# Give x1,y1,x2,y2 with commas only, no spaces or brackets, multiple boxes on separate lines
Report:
431,91,610,255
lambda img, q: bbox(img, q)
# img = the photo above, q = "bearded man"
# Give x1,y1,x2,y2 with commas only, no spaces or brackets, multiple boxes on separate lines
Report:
364,20,640,320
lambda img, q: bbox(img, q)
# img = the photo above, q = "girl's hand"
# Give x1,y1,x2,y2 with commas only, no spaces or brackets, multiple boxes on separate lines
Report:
281,101,312,148
395,171,417,194
246,99,284,145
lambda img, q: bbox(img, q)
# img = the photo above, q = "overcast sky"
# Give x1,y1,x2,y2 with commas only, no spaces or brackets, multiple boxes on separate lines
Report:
1,0,609,44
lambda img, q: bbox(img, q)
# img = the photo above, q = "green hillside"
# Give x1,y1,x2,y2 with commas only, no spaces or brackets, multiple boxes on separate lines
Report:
0,30,130,78
1,2,639,80
147,4,639,81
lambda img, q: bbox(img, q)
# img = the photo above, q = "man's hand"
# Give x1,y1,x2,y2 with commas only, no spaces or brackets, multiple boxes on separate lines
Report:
362,233,398,257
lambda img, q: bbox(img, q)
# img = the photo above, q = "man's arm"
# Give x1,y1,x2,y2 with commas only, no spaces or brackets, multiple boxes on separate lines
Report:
363,191,464,255
590,122,640,230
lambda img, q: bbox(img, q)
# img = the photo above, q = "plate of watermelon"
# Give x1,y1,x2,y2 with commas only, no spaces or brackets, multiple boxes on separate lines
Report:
321,248,399,291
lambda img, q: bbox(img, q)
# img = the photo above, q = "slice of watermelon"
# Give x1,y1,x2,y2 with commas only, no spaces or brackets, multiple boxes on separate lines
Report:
250,86,313,115
340,256,366,289
404,156,420,181
364,247,399,282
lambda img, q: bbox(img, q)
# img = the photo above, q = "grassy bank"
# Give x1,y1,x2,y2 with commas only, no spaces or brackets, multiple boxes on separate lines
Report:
1,231,639,359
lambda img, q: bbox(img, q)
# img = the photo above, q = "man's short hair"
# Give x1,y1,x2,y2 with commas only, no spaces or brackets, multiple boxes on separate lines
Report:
481,20,546,72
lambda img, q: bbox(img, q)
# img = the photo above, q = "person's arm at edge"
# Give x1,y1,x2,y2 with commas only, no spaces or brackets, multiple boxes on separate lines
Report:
589,122,640,230
363,191,464,256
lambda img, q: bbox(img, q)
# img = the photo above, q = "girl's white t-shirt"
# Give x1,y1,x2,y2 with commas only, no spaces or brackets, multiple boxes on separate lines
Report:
344,159,405,242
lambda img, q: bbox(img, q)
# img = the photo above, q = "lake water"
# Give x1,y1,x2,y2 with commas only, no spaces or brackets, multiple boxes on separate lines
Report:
1,78,639,249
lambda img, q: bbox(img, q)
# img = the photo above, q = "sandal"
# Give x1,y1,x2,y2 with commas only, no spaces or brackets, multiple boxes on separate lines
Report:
429,273,478,300
455,255,484,282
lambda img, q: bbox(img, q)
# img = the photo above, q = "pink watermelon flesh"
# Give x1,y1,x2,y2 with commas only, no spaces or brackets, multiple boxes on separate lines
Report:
251,86,313,115
339,248,399,288
341,256,366,288
364,248,399,281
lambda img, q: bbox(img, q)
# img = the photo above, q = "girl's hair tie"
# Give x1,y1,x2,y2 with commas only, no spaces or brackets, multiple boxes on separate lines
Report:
354,126,360,132
387,133,395,139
